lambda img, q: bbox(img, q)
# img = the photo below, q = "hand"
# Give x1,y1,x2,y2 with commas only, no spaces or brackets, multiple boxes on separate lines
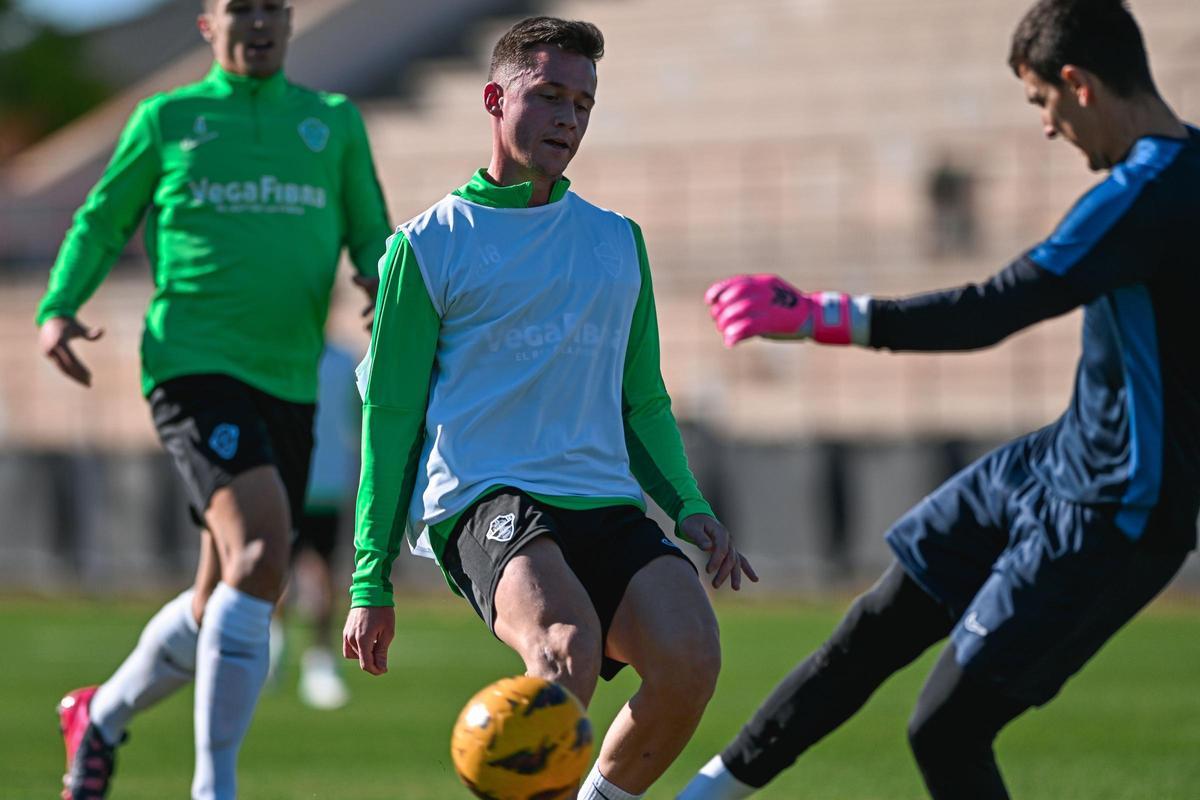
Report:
38,316,105,386
343,605,395,675
352,274,380,333
679,514,759,591
705,274,854,347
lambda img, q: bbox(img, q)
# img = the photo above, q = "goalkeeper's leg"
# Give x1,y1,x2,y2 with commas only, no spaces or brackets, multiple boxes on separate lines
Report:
679,562,953,798
907,648,1028,800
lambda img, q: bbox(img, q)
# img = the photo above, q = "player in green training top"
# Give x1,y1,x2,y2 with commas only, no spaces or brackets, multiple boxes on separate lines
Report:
39,2,390,798
342,17,756,800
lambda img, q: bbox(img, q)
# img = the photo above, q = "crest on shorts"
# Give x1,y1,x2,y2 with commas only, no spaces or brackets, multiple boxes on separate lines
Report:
486,513,516,543
297,117,330,152
209,423,240,460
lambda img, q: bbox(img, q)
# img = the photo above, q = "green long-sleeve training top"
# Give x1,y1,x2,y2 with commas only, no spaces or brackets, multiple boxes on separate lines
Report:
36,63,391,402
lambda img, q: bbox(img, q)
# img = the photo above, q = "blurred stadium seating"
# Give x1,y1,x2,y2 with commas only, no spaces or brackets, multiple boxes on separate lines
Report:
1,0,1197,591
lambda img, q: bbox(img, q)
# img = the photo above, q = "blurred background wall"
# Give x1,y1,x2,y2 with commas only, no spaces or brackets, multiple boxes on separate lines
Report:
1,0,1197,593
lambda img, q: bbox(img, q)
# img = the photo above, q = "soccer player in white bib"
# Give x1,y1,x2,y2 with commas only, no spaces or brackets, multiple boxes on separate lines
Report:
342,17,757,800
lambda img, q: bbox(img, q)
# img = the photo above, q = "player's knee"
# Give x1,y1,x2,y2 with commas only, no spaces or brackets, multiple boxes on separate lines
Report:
243,541,289,598
829,589,896,666
534,619,602,687
907,707,952,767
225,530,291,601
820,595,870,665
642,621,722,708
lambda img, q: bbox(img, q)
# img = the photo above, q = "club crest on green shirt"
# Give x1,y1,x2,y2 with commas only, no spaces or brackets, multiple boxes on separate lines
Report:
298,117,330,153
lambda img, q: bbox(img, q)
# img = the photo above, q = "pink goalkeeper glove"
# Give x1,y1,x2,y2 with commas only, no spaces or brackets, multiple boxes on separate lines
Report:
704,274,869,347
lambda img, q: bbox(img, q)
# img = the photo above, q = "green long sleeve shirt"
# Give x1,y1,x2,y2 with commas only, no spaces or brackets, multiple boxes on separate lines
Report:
36,63,391,402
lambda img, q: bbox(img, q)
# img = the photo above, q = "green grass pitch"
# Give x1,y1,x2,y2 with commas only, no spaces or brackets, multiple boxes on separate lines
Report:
3,593,1198,799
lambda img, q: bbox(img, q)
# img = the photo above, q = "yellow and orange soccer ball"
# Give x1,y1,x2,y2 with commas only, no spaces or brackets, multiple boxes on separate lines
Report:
451,675,594,800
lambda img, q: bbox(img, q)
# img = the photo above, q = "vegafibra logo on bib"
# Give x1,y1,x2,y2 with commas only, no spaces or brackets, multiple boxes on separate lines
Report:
189,175,327,215
485,313,624,362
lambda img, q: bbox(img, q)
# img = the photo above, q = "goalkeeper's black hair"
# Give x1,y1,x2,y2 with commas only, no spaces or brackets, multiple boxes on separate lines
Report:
1009,0,1156,97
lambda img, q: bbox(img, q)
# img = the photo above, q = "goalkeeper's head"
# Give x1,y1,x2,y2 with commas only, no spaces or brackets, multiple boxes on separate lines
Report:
1008,0,1172,172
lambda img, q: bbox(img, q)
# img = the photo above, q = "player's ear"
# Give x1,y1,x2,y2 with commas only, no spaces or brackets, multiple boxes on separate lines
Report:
483,82,504,117
197,13,213,42
1059,65,1092,106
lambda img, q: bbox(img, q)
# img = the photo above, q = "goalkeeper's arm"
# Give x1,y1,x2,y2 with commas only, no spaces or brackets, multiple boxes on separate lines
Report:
706,256,1086,353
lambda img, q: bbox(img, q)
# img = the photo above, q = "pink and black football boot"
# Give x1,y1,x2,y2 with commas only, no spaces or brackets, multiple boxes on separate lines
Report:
57,686,121,800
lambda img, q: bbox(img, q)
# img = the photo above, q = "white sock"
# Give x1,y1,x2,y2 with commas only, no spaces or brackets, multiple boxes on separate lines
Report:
191,583,274,800
90,589,199,745
578,761,643,800
676,755,757,800
267,617,285,685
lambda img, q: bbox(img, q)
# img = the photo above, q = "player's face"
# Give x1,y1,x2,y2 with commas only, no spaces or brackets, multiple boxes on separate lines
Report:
199,0,292,78
490,46,597,180
1019,63,1110,171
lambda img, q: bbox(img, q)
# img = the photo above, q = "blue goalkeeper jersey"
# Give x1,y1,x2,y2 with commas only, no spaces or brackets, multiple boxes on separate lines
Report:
868,126,1200,548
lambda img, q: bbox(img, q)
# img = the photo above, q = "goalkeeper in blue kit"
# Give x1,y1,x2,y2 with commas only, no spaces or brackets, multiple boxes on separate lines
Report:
681,1,1199,798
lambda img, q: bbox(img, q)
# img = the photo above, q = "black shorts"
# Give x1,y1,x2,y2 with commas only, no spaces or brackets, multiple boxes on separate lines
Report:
295,508,341,562
441,488,694,680
148,374,315,529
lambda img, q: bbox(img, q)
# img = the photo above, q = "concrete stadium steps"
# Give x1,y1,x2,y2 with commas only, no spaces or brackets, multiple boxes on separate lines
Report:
6,0,1200,447
360,0,1200,444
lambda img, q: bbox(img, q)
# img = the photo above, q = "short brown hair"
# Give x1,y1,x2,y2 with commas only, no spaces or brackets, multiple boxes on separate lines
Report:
488,16,604,81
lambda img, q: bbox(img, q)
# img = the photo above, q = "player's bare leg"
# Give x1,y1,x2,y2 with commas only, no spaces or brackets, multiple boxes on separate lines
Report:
585,555,721,797
293,547,350,708
492,536,603,707
205,466,291,600
192,530,221,623
193,466,291,800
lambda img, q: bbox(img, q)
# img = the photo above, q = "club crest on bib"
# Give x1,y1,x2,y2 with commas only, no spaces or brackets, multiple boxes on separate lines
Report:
209,423,240,460
593,241,622,278
486,513,517,543
297,117,330,153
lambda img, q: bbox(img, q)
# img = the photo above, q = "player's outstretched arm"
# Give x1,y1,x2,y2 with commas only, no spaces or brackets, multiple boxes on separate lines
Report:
708,171,1162,353
707,260,1089,353
38,316,105,387
680,514,759,592
343,606,395,676
705,274,869,348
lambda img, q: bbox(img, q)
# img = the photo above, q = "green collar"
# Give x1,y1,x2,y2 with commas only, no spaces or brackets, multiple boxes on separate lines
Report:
205,62,288,101
452,169,571,208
